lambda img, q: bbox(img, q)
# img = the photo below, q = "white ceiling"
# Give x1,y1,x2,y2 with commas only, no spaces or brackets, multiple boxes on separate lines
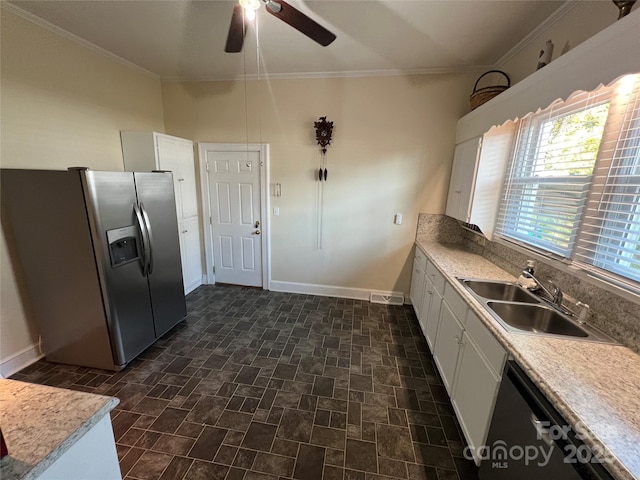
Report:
6,0,568,81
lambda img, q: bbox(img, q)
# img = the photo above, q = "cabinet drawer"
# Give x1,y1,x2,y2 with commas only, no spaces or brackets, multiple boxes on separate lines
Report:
414,247,427,271
426,261,445,294
465,311,506,377
444,282,468,324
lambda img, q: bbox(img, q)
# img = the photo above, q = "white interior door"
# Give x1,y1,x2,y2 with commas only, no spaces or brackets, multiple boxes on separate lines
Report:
207,149,263,287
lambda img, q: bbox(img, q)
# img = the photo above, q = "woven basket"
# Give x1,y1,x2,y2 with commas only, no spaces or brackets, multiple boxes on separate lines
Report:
470,70,511,110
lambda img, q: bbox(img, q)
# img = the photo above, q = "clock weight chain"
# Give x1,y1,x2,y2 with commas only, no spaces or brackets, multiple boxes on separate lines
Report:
314,116,334,249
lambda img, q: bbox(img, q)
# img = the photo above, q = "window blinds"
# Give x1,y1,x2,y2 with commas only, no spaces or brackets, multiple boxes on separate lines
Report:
496,73,640,288
497,87,613,256
574,75,640,284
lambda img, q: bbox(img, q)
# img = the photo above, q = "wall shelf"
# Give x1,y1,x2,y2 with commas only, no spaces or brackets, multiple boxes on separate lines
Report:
456,9,640,143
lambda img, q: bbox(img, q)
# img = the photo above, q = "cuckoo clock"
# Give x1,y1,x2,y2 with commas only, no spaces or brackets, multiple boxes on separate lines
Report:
314,116,333,181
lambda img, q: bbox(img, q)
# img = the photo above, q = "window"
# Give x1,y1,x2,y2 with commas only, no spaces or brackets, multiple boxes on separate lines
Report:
496,74,640,289
575,76,640,284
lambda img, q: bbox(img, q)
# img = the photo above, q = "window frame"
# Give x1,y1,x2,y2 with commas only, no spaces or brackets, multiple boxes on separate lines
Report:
494,76,640,292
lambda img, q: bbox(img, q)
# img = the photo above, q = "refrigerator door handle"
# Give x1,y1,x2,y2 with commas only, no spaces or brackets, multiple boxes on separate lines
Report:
140,203,154,275
133,202,150,276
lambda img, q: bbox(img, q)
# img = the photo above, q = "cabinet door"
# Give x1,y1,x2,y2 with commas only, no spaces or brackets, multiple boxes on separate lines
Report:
156,136,183,219
433,301,464,394
445,136,482,222
409,259,425,319
425,284,442,351
176,140,198,219
179,217,203,294
452,334,501,464
418,276,434,337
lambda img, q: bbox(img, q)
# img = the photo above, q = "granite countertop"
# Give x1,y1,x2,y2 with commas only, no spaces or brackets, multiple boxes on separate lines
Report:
415,240,640,480
0,379,119,480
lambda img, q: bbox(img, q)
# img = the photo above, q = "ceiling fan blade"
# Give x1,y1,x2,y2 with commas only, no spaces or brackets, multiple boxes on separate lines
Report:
225,4,245,53
265,0,336,47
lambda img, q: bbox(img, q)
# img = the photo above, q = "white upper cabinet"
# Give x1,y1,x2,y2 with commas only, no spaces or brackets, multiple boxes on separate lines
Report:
445,130,513,237
154,135,198,220
445,136,482,223
121,131,203,294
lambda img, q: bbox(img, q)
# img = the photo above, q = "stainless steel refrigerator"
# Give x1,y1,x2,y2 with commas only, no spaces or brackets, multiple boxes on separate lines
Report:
1,168,187,371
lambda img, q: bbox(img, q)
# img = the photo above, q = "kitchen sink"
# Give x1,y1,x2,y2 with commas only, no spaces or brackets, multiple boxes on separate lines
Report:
457,277,618,344
487,302,588,337
459,279,540,304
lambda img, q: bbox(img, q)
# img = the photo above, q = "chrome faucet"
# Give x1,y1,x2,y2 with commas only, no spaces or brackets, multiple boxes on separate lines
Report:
521,270,563,307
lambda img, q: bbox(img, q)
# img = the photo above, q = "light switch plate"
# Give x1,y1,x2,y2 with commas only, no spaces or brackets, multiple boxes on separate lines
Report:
273,207,280,216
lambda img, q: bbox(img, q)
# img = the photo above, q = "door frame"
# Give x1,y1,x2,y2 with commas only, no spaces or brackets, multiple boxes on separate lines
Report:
198,143,271,289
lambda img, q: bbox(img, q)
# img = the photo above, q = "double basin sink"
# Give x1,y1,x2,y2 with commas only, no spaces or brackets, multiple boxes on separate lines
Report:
458,278,616,343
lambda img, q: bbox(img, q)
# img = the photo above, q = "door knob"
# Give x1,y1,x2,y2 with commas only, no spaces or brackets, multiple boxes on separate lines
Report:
254,229,261,235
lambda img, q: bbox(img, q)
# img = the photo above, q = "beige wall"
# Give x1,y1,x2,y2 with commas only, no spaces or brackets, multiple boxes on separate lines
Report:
499,1,638,85
162,74,474,294
0,9,165,364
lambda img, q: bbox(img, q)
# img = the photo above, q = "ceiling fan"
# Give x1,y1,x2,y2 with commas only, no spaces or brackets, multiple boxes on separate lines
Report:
225,0,336,53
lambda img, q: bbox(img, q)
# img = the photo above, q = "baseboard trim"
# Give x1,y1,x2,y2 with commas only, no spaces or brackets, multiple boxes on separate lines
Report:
0,342,43,378
269,281,405,303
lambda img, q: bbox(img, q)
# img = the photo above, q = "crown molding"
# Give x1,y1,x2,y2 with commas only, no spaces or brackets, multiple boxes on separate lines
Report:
494,0,581,68
161,65,491,83
1,1,159,80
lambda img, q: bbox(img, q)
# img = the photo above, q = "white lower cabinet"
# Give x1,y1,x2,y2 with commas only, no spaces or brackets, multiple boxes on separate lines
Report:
38,415,121,480
419,259,507,467
410,249,427,319
451,313,505,465
433,299,465,394
418,277,433,337
425,282,442,350
423,260,445,350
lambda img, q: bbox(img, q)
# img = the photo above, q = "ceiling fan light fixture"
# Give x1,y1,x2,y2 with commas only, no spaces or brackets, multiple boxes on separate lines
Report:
225,0,335,53
239,0,261,12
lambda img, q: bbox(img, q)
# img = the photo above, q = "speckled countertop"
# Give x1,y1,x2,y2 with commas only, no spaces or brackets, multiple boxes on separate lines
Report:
0,379,119,480
416,240,640,480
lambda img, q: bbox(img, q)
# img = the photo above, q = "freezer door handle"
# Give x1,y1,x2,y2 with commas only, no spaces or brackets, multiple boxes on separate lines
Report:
133,203,150,276
140,203,154,275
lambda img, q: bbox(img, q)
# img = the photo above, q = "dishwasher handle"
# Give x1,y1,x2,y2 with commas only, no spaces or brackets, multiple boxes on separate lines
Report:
530,412,554,447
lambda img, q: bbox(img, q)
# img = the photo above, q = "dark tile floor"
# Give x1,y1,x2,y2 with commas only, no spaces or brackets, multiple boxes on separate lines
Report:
12,284,479,480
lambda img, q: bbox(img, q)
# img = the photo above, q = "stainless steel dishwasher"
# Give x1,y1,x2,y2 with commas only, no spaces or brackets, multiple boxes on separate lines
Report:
479,360,614,480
